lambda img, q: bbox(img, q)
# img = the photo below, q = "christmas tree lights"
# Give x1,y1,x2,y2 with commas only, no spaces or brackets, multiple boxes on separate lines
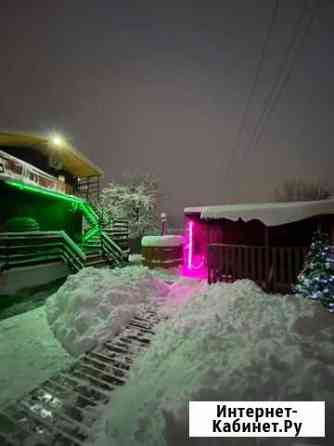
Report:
294,229,334,313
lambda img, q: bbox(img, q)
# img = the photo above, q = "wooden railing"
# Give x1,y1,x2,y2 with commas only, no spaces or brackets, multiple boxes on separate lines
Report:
208,243,308,293
0,231,86,273
81,218,129,265
104,218,129,259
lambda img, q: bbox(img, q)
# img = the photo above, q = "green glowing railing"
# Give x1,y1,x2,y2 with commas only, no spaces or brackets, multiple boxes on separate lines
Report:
5,179,99,228
4,179,127,268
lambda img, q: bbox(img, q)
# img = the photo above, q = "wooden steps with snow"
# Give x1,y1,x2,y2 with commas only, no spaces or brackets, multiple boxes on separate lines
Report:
0,307,166,446
80,245,108,268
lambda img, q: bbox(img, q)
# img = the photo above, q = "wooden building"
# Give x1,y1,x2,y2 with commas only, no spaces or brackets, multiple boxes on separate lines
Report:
0,132,128,296
184,200,334,292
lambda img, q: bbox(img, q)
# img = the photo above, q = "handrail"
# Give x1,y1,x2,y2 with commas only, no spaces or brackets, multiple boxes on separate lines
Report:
0,231,86,273
100,230,124,265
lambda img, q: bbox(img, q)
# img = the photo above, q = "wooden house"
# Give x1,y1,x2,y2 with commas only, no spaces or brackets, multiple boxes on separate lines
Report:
184,200,334,292
0,132,128,296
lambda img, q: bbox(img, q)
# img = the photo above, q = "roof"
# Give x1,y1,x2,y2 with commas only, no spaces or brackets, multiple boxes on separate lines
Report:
0,132,103,177
184,198,334,227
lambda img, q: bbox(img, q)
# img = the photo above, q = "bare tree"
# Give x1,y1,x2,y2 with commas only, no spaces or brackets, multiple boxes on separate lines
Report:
274,178,332,202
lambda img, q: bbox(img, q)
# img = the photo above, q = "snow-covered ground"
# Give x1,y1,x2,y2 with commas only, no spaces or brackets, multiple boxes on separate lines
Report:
0,306,74,408
0,264,184,410
46,266,172,356
90,279,334,446
3,263,333,445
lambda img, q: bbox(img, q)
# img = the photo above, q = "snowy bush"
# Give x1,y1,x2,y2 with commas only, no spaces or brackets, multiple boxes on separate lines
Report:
100,174,161,239
92,280,334,446
46,266,170,356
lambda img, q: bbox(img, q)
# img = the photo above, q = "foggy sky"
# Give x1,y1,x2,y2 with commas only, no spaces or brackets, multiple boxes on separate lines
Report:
1,0,334,225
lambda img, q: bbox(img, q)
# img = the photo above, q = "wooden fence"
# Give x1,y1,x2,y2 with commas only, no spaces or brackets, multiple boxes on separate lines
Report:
208,243,308,293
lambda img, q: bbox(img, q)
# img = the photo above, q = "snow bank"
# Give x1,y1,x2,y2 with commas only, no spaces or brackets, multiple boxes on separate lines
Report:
157,276,207,311
92,280,334,446
141,235,184,247
46,266,170,357
0,307,74,408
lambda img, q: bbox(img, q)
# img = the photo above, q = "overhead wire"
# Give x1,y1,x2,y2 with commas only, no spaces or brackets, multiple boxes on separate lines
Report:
223,0,279,197
246,0,319,158
232,0,280,163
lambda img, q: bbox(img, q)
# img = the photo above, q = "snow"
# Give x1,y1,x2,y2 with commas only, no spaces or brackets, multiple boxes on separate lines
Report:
91,279,334,446
141,235,184,247
46,266,171,357
185,198,334,226
0,307,74,409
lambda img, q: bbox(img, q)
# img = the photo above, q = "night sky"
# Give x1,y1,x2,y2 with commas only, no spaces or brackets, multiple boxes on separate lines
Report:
1,0,333,226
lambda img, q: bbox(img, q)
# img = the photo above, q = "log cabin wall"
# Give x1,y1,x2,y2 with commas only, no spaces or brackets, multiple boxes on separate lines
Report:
268,215,334,247
205,215,334,249
217,219,265,246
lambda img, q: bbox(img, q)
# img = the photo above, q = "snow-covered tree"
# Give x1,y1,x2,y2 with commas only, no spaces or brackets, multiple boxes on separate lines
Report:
294,229,334,313
100,174,161,239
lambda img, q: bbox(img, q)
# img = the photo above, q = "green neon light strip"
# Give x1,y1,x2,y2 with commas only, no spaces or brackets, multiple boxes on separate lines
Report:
82,225,100,242
5,179,99,226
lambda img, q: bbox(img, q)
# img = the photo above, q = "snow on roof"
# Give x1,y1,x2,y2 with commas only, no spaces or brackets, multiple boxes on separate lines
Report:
184,198,334,227
141,235,184,247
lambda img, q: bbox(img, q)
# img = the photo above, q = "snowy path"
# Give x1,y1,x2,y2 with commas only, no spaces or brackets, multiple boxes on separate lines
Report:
0,265,194,411
0,305,164,446
0,307,74,409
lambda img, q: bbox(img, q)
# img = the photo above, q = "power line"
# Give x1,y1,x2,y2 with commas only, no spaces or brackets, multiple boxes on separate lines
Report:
232,0,280,161
223,0,279,195
247,0,318,157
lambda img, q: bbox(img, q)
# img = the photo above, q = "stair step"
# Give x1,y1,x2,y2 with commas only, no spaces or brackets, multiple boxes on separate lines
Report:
81,248,103,255
85,259,108,268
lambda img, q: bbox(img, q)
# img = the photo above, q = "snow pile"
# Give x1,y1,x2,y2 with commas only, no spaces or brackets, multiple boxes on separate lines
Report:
46,266,170,356
0,307,74,408
92,280,334,446
141,235,184,247
157,276,207,312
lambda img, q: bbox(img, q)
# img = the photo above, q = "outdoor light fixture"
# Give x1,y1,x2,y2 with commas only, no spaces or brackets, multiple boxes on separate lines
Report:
50,134,64,147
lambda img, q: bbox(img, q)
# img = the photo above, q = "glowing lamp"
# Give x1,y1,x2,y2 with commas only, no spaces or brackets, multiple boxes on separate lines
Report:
50,134,64,147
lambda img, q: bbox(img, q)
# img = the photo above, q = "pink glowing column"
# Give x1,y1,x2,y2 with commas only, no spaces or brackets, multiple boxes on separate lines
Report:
187,219,194,270
183,217,207,278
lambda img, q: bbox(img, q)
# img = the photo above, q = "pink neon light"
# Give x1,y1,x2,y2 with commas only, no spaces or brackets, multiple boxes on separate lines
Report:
188,220,193,269
182,218,207,278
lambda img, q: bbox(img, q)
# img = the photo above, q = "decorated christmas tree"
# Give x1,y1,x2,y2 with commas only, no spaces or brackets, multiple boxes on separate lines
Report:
294,229,334,313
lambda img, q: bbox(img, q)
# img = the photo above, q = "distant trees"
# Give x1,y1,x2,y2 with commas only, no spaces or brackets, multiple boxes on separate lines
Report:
100,173,161,239
274,178,332,202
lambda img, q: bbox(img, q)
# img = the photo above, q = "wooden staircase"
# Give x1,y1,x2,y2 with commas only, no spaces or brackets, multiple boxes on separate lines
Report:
0,231,86,274
103,219,129,261
80,235,109,269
